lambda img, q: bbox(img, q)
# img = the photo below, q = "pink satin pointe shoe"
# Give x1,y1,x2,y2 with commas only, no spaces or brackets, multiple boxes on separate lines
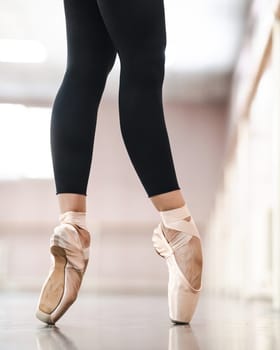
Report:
152,204,203,324
35,214,90,325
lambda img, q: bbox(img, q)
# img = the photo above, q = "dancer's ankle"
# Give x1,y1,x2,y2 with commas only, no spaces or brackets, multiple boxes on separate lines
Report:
59,210,88,231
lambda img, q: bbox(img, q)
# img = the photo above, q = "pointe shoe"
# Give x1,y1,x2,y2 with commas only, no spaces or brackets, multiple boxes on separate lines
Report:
152,205,203,324
35,221,90,325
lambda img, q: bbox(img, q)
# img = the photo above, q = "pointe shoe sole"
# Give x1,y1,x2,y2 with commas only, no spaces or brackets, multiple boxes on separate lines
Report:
36,246,68,325
36,223,90,325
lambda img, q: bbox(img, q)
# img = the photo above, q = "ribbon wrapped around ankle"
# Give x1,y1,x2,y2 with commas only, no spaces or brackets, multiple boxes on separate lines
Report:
59,211,87,231
159,204,201,241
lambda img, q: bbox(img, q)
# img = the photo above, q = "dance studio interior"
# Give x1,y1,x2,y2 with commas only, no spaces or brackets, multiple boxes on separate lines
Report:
0,0,280,349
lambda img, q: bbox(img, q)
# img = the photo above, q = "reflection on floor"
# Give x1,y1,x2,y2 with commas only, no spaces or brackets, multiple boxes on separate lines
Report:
0,291,279,350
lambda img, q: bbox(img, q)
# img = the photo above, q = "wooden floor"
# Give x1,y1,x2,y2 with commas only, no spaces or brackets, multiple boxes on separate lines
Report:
0,291,279,350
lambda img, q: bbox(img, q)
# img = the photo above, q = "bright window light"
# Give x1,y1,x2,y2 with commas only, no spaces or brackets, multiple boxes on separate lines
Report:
0,39,47,63
0,104,53,179
164,0,241,72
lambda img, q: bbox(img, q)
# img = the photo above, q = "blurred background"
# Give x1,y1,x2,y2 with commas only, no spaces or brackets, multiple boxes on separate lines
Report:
0,0,279,310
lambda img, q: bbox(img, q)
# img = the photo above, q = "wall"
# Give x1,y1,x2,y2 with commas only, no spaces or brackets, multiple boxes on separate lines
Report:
0,98,228,292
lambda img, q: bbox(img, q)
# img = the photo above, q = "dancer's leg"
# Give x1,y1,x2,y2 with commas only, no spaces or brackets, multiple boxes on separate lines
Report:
36,0,117,325
51,0,117,200
149,189,185,211
57,193,86,213
96,0,202,296
96,0,180,197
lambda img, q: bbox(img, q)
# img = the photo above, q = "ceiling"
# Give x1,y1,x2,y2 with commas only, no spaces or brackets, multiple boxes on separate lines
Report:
0,0,251,105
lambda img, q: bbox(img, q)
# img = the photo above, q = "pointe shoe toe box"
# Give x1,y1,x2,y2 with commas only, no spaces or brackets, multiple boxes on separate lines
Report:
166,255,201,323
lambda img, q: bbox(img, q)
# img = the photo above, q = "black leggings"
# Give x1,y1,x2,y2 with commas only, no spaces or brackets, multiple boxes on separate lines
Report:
50,0,180,197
